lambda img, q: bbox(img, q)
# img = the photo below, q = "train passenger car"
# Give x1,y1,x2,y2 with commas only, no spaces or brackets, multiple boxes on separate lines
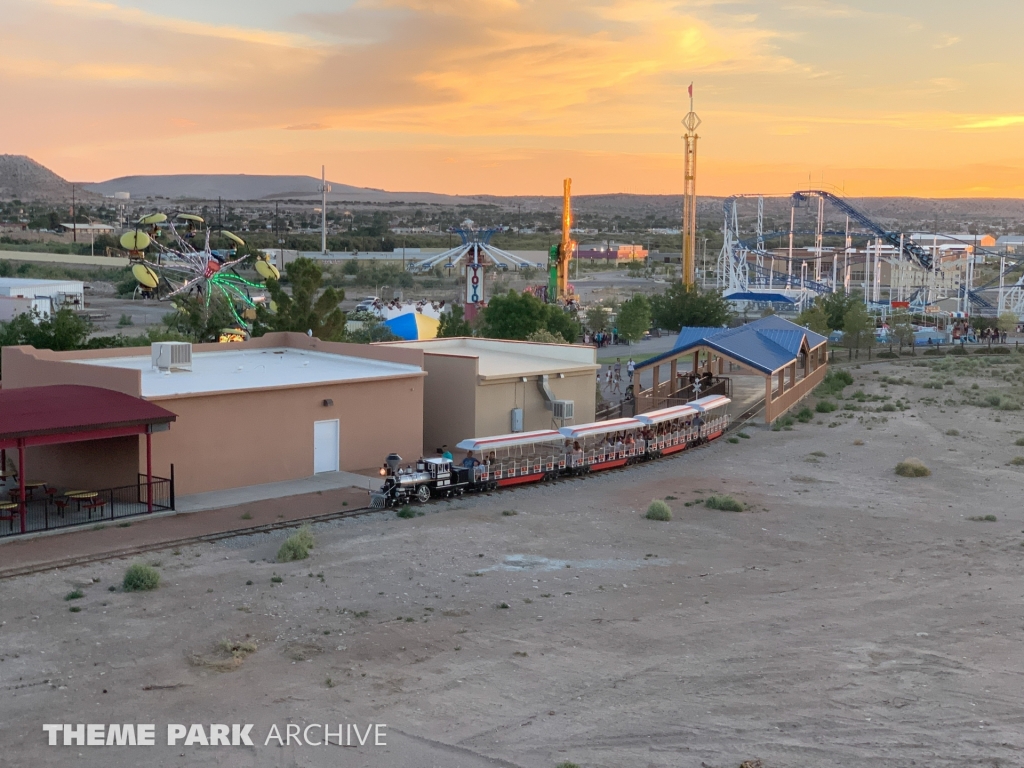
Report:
558,417,646,473
456,430,565,488
635,403,699,457
370,396,733,507
690,395,731,440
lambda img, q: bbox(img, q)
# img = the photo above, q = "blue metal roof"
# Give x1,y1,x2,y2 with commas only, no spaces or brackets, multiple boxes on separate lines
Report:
637,316,828,374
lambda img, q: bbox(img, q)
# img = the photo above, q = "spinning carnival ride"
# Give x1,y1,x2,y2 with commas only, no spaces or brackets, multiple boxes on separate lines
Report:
122,213,280,332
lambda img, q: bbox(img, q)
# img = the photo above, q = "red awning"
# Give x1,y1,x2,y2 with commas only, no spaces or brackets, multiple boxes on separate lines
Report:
0,385,176,448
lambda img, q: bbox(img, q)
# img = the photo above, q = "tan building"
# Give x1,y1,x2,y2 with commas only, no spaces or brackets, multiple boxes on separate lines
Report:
382,338,599,454
1,333,425,496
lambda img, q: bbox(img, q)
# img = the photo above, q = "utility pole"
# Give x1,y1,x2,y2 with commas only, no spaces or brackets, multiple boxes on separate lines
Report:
71,184,77,243
681,83,701,288
320,165,331,255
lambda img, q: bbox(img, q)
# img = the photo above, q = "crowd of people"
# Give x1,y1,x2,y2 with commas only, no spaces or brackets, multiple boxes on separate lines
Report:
599,357,635,396
951,322,1009,345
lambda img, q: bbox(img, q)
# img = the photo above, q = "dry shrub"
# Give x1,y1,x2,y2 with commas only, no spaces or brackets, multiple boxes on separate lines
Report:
276,526,314,562
645,500,672,521
705,494,744,512
123,563,160,592
895,458,931,477
188,638,257,671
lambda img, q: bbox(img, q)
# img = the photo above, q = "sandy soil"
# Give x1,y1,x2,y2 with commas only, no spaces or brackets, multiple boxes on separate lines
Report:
2,356,1023,768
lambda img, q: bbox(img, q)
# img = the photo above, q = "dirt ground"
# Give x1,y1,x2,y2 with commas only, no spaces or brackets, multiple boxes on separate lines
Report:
2,355,1023,768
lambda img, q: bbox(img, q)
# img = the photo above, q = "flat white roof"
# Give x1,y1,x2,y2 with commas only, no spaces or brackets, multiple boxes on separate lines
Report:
388,338,598,380
70,346,422,398
0,277,84,289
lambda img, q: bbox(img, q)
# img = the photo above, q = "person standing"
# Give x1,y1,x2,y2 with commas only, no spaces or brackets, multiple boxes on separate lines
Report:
627,358,635,382
605,365,614,391
613,358,622,382
612,368,622,395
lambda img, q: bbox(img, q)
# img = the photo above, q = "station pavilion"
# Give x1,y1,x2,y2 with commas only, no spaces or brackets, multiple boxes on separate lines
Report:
633,316,828,424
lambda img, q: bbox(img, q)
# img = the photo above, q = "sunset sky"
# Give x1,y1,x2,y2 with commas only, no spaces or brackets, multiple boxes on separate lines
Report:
3,0,1023,197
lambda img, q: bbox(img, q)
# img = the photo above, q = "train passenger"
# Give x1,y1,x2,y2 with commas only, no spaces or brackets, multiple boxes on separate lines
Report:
461,451,480,469
441,445,454,460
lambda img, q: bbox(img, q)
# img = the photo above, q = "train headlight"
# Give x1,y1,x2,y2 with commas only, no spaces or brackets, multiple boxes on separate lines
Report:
379,467,387,476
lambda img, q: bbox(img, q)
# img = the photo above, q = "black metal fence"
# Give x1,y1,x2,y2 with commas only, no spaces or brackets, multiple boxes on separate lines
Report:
0,475,174,538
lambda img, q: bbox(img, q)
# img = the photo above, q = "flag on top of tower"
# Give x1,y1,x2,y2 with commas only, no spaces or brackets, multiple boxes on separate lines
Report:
688,82,693,98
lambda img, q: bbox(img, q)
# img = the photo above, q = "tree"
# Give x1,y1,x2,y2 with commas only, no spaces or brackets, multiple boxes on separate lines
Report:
347,320,400,344
526,328,565,344
437,304,473,337
616,294,651,344
997,311,1017,335
479,290,579,343
795,301,830,336
649,285,732,331
257,257,346,341
889,310,915,351
841,302,874,357
584,303,611,334
542,304,580,343
480,290,544,340
163,294,239,343
819,291,859,331
0,308,91,377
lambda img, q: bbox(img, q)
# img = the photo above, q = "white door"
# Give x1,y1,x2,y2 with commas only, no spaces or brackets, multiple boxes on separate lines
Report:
313,419,340,474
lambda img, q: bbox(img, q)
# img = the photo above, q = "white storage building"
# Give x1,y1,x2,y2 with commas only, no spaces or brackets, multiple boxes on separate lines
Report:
0,278,85,316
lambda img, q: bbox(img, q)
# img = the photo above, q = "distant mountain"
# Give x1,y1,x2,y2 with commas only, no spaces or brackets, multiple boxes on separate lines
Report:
82,173,483,205
0,154,100,201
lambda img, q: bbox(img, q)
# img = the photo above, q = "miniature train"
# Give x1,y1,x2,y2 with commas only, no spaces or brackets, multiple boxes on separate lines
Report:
370,395,730,508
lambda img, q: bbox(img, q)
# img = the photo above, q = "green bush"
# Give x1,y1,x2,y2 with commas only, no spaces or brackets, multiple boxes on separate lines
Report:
645,500,672,521
816,369,854,397
794,406,814,423
1008,456,1024,466
967,514,998,522
396,505,415,519
950,346,967,356
772,415,795,431
276,527,314,562
1015,437,1024,447
123,563,160,592
894,458,930,477
64,589,84,601
705,494,743,512
815,400,837,413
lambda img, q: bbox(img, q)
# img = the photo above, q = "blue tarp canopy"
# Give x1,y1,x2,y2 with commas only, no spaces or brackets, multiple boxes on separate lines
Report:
724,292,796,304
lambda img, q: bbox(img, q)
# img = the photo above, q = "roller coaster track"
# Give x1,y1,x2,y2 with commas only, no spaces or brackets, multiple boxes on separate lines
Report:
791,191,935,270
718,191,1013,310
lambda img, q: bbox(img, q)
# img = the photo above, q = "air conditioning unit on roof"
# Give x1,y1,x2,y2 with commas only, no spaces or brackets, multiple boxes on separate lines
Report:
152,341,192,372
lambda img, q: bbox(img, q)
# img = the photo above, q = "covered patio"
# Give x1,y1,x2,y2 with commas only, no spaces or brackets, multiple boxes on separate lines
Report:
634,316,828,424
0,385,176,536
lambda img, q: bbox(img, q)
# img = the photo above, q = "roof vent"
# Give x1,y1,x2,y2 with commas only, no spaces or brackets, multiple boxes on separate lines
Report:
152,341,192,372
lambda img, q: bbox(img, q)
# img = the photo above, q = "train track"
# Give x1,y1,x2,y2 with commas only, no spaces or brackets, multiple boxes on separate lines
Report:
0,503,380,581
0,407,765,581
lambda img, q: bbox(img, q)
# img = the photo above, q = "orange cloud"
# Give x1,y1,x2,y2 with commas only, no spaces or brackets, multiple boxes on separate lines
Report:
2,0,1023,197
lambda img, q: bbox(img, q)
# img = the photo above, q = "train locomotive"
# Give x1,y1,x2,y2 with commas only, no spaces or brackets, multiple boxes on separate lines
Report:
370,395,730,509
